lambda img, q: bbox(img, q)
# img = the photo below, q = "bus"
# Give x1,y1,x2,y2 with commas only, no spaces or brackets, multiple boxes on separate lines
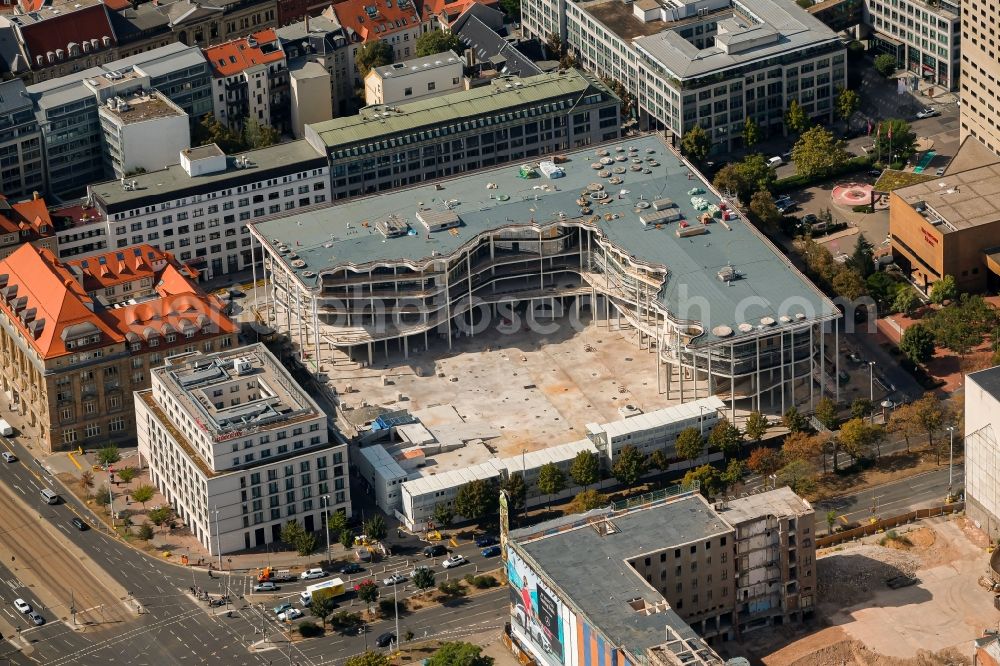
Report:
300,578,345,606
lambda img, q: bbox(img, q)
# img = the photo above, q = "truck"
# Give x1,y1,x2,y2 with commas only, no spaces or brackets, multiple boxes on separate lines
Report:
300,577,345,606
0,419,13,437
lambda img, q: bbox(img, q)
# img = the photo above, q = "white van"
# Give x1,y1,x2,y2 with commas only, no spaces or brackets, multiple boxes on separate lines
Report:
40,488,60,504
767,156,784,168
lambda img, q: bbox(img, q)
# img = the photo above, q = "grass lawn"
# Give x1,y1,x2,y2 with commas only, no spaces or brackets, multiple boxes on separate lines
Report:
874,169,935,192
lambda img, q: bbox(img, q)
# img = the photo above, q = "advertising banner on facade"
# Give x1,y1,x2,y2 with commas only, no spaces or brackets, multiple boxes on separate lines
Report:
507,549,566,666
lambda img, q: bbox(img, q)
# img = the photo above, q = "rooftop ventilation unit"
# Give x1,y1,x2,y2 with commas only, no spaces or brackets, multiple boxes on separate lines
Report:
234,357,253,375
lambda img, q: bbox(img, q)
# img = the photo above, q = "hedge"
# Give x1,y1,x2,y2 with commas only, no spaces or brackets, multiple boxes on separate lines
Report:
772,155,874,194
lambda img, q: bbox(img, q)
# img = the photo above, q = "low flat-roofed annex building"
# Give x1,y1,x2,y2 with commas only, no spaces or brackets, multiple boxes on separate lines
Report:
889,136,1000,293
249,133,840,421
136,343,352,554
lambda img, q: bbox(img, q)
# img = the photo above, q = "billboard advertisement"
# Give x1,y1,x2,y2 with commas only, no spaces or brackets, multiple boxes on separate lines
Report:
507,548,567,666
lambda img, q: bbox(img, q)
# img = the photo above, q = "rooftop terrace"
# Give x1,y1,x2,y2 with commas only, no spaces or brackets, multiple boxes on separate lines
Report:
252,133,835,345
100,92,185,124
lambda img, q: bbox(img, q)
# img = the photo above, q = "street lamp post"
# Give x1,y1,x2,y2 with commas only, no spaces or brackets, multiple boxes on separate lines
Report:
868,361,876,423
321,495,331,566
393,578,401,664
213,506,222,570
699,405,705,436
946,426,955,497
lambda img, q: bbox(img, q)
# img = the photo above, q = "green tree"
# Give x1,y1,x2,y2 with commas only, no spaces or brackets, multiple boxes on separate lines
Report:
500,472,526,514
721,458,745,491
785,99,810,135
836,88,861,123
743,117,761,149
192,114,244,152
747,447,783,477
849,233,876,279
94,484,111,506
777,459,816,495
648,449,670,471
838,418,880,462
433,503,455,528
795,0,811,7
131,484,154,509
814,396,839,431
783,406,807,433
929,274,957,304
925,294,997,355
893,289,921,316
355,41,394,78
454,479,496,522
749,190,782,230
873,118,918,163
363,515,387,541
680,125,711,163
874,53,897,77
309,589,338,628
413,567,436,590
791,126,850,179
137,522,154,540
416,29,462,57
569,489,608,512
744,411,769,443
546,32,562,58
912,393,948,457
826,509,838,534
356,579,379,613
569,450,599,488
117,466,137,486
428,641,495,666
708,420,742,459
281,520,305,546
851,398,875,420
97,445,121,466
888,402,921,452
900,323,935,363
148,505,173,532
345,652,392,666
832,267,868,301
867,272,900,310
327,509,348,539
713,164,745,199
683,464,723,497
242,118,279,149
295,531,317,556
536,463,566,507
498,0,520,19
611,444,648,488
340,529,355,550
675,427,705,462
735,154,776,199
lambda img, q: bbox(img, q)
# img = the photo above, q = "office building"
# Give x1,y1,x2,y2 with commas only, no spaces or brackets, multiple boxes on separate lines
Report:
251,133,839,429
961,0,1000,153
203,28,289,132
0,79,44,200
521,0,846,151
867,0,960,90
99,91,190,179
505,485,814,665
0,242,235,452
888,138,1000,293
305,69,621,199
966,365,1000,538
136,343,352,554
363,51,464,106
83,140,329,279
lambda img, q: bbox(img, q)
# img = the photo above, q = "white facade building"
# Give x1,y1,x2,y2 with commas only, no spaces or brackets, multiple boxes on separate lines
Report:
965,366,1000,537
356,444,412,513
867,0,960,90
136,344,351,554
363,51,464,106
98,91,190,179
78,139,329,279
586,396,725,461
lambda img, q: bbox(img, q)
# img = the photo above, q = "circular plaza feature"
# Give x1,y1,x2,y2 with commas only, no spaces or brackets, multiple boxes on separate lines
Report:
831,182,874,207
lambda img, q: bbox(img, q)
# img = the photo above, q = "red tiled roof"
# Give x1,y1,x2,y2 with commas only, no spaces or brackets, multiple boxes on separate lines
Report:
17,0,43,13
331,0,420,42
67,244,187,293
0,244,234,360
0,197,56,240
422,0,496,25
19,3,116,69
203,29,285,77
102,0,130,10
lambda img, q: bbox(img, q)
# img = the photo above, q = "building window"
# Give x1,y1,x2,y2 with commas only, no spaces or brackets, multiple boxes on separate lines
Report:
85,423,101,438
109,417,125,432
62,429,77,444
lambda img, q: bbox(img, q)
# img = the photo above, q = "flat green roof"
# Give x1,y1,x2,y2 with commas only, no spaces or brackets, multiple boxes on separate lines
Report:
305,70,607,150
252,134,837,345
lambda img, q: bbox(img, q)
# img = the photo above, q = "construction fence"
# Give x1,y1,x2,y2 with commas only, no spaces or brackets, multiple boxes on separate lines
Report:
816,502,965,548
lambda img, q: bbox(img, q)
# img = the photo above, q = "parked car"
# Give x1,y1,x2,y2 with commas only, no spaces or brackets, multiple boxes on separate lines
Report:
273,602,293,615
915,108,939,119
277,607,303,622
340,563,363,575
253,582,279,592
71,517,88,531
300,568,327,580
383,573,407,586
1,452,15,463
28,611,44,626
474,535,498,547
773,196,796,214
376,632,396,648
13,599,29,613
422,544,447,558
935,167,946,177
481,545,501,558
800,213,818,227
442,554,467,569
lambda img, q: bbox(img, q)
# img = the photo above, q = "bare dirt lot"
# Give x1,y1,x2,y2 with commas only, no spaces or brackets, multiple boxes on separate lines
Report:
732,517,998,666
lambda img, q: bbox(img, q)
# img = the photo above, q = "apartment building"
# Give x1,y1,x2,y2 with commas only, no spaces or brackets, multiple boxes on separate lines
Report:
0,243,235,453
305,69,621,199
0,79,44,200
26,43,212,198
506,485,814,663
521,0,845,151
203,29,289,132
363,50,464,106
867,0,960,90
136,343,352,554
326,0,424,88
81,140,328,279
276,15,353,118
0,195,57,260
960,0,1000,152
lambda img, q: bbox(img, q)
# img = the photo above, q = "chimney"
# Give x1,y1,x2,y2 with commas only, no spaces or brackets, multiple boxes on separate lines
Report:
32,191,39,200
